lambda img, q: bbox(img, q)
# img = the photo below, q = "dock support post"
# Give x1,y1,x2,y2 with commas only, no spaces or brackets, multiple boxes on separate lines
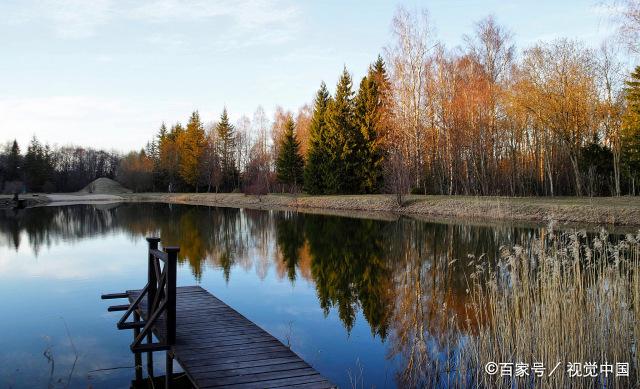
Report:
165,351,174,389
133,311,143,383
164,246,179,389
165,247,179,345
146,237,160,378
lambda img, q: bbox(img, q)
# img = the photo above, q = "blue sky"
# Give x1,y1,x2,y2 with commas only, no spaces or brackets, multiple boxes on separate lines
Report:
0,0,621,152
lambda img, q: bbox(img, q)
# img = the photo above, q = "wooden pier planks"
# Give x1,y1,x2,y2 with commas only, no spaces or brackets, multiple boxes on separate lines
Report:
127,286,334,389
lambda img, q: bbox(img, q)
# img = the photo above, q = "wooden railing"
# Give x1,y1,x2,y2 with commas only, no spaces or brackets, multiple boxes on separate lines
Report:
102,237,180,387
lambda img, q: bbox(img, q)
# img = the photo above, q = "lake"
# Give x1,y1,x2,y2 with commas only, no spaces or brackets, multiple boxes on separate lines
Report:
0,203,584,388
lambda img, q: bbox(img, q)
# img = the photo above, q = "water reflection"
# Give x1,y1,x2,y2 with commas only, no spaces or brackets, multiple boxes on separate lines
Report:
0,203,546,387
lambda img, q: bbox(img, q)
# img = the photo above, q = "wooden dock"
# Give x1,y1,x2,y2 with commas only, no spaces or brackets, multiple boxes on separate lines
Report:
103,237,334,389
128,286,334,388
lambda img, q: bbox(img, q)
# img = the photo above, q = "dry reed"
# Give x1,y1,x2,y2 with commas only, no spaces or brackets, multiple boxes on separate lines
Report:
456,228,640,388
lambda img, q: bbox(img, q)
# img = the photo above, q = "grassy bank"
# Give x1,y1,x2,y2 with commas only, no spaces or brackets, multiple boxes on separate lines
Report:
4,192,640,226
121,193,640,227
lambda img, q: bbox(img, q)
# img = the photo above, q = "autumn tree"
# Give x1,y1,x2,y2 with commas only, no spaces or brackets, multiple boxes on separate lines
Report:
271,106,293,167
464,15,514,195
295,104,313,158
117,150,154,192
158,122,183,192
178,111,206,191
276,116,304,192
514,39,599,196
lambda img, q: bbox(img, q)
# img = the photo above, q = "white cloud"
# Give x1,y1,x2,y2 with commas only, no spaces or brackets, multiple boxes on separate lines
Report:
144,32,187,49
128,0,299,28
3,0,301,43
34,0,113,38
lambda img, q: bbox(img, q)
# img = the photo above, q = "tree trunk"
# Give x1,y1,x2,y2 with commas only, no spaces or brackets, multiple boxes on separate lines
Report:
569,153,582,196
613,151,621,197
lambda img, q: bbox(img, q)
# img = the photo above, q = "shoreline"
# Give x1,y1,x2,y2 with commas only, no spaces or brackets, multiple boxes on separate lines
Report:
3,192,640,227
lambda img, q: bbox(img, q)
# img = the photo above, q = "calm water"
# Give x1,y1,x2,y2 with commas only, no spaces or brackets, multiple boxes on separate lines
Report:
0,203,554,388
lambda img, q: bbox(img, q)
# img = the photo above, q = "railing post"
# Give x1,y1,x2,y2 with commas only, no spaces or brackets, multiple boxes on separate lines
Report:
133,311,143,383
164,246,179,345
146,237,160,316
164,246,179,388
145,237,160,378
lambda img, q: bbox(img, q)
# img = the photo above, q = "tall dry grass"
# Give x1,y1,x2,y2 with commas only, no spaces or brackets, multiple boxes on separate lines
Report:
457,228,640,388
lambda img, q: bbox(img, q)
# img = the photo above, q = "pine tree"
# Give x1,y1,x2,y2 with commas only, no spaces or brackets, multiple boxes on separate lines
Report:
151,122,168,190
179,111,206,191
216,108,238,191
324,67,361,194
6,140,21,181
276,116,304,191
622,66,640,194
355,55,389,193
304,82,331,194
23,136,53,192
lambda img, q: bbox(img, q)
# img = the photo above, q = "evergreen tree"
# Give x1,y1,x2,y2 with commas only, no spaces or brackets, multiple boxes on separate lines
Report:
276,116,304,191
622,66,640,194
6,140,21,181
23,136,53,192
304,82,331,194
324,67,361,194
216,108,238,191
355,56,389,193
151,122,168,190
179,111,206,191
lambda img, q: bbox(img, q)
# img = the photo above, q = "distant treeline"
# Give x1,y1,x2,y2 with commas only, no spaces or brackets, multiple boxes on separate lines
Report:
3,5,640,197
0,138,119,193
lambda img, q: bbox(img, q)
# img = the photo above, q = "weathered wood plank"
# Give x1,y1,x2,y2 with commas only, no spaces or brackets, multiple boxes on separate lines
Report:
127,286,334,389
184,351,297,368
196,367,320,387
236,375,334,389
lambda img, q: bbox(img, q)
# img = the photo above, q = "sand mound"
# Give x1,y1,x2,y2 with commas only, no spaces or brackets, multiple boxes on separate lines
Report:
79,177,132,194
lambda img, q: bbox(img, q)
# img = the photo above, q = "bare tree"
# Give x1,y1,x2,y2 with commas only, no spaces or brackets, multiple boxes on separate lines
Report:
615,0,640,53
597,41,625,196
203,123,222,193
385,145,410,206
385,6,438,191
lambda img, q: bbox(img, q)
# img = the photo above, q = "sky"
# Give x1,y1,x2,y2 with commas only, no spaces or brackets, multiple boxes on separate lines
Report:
0,0,625,152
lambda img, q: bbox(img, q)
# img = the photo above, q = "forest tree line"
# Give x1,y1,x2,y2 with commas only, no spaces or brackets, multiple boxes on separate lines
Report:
0,138,119,193
2,4,640,197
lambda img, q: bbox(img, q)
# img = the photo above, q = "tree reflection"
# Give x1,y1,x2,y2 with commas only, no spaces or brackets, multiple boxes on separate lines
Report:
304,214,393,337
275,211,305,282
